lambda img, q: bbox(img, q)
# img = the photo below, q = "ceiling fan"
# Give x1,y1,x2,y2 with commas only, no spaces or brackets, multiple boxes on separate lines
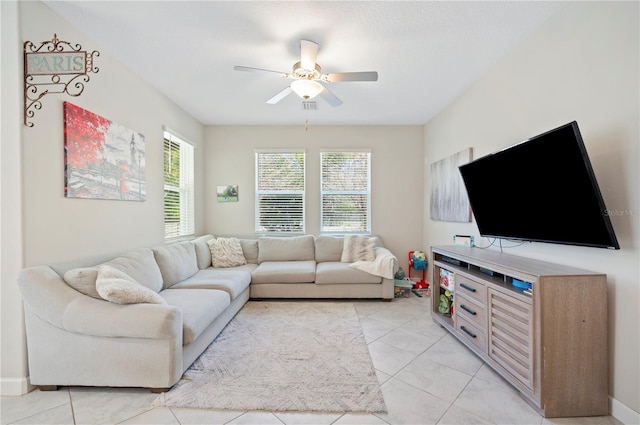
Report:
234,40,378,107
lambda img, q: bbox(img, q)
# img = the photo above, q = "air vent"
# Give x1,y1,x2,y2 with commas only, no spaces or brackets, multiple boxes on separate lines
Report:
302,101,318,111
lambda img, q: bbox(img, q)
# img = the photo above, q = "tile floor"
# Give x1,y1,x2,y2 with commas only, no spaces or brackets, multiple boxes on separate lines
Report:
1,295,622,425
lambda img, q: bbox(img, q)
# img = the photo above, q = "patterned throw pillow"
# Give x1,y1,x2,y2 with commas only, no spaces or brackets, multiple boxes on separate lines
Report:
95,265,167,305
341,235,377,263
208,237,247,268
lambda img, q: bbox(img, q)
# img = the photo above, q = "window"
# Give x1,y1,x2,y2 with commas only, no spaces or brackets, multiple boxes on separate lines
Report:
255,150,305,233
164,130,194,239
321,151,371,234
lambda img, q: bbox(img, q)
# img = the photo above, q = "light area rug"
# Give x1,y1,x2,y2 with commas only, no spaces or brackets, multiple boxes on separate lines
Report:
153,301,387,413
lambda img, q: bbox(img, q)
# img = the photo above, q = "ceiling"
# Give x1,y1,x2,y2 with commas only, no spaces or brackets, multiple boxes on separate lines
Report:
43,1,567,126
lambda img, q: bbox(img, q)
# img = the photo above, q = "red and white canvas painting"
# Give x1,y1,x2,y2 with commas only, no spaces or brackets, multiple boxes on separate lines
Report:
64,102,146,201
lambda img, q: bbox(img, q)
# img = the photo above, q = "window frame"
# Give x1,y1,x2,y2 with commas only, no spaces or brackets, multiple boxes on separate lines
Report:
254,149,306,234
163,129,195,240
320,150,371,235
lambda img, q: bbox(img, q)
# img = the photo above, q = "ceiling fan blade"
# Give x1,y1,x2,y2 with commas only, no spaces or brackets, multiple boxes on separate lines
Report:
234,66,289,78
300,40,318,70
266,86,293,104
324,71,378,82
319,86,343,107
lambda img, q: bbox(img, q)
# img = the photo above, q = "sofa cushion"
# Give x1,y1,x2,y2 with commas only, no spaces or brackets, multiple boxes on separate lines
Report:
160,288,230,346
96,265,167,305
192,234,214,269
103,248,164,293
258,235,315,263
240,239,259,264
64,267,101,299
341,235,377,263
208,237,247,268
210,263,259,274
314,236,344,263
315,262,382,284
65,248,163,296
153,241,199,289
171,269,251,300
251,261,316,284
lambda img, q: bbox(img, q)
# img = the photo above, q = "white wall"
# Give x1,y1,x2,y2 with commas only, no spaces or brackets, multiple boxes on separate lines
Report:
20,1,205,267
423,2,639,421
0,1,205,394
1,0,29,395
204,125,424,264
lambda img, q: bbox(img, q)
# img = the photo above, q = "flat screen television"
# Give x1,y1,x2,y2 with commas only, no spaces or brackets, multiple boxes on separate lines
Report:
458,121,620,249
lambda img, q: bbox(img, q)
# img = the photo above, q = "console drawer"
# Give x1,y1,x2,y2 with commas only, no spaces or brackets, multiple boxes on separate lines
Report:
455,274,487,305
455,292,487,330
456,314,487,353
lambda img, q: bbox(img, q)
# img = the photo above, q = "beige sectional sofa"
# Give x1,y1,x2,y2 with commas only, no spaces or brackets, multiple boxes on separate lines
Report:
17,234,397,391
219,235,397,300
18,234,249,392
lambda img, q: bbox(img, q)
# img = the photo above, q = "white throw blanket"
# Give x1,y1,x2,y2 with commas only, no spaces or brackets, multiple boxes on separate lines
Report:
349,247,397,279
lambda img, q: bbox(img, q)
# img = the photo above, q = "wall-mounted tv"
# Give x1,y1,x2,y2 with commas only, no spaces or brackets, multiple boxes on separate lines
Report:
458,121,620,250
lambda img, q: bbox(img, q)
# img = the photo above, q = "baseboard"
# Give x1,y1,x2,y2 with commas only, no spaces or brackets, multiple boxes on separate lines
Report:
611,396,640,425
0,376,33,396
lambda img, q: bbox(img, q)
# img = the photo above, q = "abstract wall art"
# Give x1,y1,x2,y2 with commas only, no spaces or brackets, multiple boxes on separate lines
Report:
430,147,473,222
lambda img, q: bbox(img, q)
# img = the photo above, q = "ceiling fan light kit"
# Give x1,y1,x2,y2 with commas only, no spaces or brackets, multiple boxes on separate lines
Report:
292,61,321,80
291,79,323,100
234,39,378,107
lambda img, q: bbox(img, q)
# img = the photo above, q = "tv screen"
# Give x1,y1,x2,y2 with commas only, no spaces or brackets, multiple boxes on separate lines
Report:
458,121,619,249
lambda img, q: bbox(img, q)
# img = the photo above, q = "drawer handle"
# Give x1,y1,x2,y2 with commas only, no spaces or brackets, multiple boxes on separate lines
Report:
461,325,477,339
460,283,476,292
461,304,477,315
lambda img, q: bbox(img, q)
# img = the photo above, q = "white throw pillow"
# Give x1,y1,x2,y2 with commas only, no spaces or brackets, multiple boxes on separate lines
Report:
208,237,247,268
341,235,377,263
96,265,167,305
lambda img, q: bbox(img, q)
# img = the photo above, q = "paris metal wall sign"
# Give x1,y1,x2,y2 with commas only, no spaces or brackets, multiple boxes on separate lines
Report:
24,33,100,127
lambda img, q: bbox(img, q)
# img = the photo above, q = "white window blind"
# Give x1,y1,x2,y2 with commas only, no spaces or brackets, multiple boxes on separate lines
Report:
255,150,305,233
321,151,371,234
164,131,194,239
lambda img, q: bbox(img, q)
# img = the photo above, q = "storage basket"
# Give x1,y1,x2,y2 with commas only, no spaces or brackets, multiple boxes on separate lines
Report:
412,258,427,270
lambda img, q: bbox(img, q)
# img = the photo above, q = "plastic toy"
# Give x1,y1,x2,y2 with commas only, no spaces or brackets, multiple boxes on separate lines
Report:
438,294,450,314
414,281,428,289
444,290,454,316
408,250,428,287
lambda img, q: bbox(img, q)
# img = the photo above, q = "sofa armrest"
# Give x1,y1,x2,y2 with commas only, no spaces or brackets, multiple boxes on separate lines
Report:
18,266,83,329
18,265,182,340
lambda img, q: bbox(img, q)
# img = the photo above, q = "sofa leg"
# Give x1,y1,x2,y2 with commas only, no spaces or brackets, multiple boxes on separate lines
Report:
383,298,393,302
39,385,58,391
149,387,171,394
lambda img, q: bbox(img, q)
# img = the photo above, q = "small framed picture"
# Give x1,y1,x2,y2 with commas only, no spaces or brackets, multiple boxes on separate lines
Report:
217,185,238,202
